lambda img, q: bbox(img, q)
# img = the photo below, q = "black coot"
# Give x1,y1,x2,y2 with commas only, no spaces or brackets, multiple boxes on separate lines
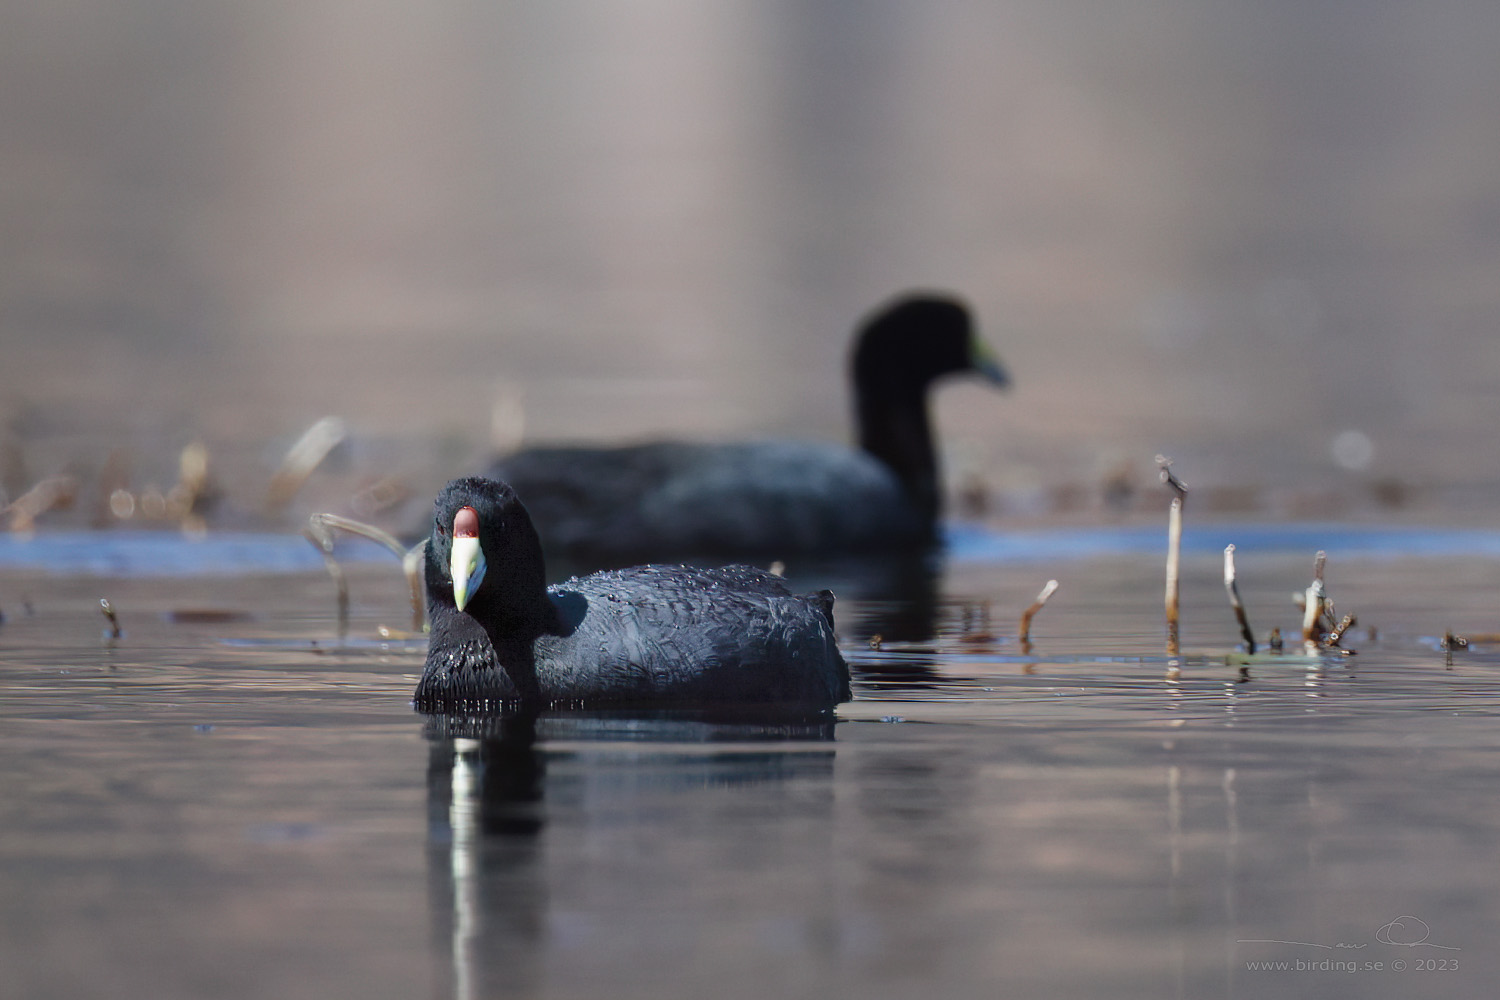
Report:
414,477,851,713
489,292,1008,563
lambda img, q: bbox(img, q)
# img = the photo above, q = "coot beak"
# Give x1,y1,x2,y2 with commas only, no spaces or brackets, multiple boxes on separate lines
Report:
970,334,1011,388
450,506,486,612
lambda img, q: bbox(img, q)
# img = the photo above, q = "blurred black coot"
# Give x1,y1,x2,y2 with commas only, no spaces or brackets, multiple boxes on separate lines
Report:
414,477,851,712
489,292,1008,564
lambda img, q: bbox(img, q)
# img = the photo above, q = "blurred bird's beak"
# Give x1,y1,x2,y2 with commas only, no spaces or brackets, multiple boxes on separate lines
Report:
971,335,1011,388
450,506,485,612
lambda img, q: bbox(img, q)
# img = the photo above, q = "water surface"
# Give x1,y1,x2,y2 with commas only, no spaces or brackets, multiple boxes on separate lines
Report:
1,535,1497,999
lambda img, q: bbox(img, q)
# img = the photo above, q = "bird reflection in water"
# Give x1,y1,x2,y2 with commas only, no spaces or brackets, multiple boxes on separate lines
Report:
423,709,838,1000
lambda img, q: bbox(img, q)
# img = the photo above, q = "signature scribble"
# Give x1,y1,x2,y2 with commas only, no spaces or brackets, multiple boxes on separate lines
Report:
1239,915,1460,953
1375,915,1461,951
1235,939,1334,950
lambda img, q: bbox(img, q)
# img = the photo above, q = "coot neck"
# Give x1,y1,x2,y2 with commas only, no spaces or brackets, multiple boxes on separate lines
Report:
855,382,941,529
424,553,560,701
425,599,552,702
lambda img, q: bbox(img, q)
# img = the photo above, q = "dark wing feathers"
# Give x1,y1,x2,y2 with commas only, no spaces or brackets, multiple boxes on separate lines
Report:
535,565,848,706
492,441,921,559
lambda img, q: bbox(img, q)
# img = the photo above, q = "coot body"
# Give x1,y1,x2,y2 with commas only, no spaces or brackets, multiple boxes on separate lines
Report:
488,292,1007,563
415,477,850,713
490,439,918,560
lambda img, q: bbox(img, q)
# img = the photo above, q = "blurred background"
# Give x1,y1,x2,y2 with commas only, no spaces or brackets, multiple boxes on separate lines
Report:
4,0,1500,531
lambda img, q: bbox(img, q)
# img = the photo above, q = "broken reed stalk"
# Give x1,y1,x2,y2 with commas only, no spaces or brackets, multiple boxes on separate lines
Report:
1300,583,1323,649
306,512,428,633
1325,613,1357,648
1301,550,1327,651
1156,455,1188,497
99,598,122,640
1223,544,1256,654
1018,579,1060,646
1440,630,1468,669
1158,457,1187,658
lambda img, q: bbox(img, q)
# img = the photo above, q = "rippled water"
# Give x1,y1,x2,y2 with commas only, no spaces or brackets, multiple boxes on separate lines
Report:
2,530,1497,999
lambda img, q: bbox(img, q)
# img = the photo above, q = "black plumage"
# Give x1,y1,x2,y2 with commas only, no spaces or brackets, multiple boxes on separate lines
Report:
415,477,850,713
488,292,1007,563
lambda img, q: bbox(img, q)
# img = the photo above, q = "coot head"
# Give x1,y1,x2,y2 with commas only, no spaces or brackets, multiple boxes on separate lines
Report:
851,293,1009,396
425,476,554,625
850,293,1009,527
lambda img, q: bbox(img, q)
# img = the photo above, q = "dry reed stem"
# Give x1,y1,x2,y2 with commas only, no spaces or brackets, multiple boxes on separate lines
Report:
1325,613,1357,647
302,523,349,640
1156,455,1188,500
170,440,212,533
1157,456,1188,658
307,512,407,560
306,512,427,632
5,474,79,533
1223,544,1256,653
1441,630,1468,668
99,598,122,640
1301,550,1327,651
266,417,346,512
1165,497,1183,656
1019,579,1060,645
402,541,428,631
